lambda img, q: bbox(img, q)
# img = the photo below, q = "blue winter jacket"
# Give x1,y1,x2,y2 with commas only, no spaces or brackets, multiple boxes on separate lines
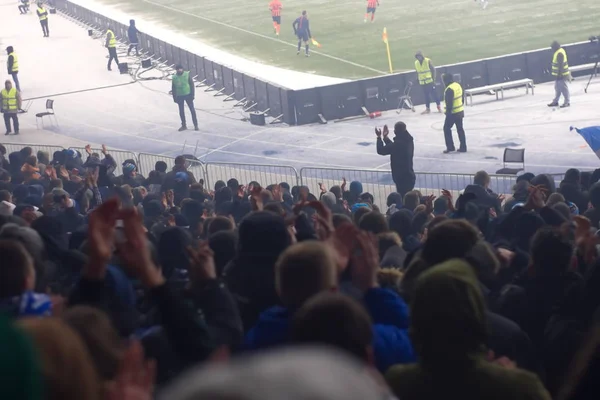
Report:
244,287,415,372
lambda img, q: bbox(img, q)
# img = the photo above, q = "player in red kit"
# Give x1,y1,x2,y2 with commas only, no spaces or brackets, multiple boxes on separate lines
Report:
365,0,379,22
269,0,283,35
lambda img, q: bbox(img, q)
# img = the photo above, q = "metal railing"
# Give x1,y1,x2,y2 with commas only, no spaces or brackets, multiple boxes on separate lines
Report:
2,143,66,160
69,147,139,172
0,143,575,208
204,162,300,191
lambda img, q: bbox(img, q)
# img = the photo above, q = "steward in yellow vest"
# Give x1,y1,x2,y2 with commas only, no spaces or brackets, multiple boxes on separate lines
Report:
442,73,466,153
36,2,49,37
105,28,120,71
5,46,21,93
1,80,22,135
172,65,198,131
414,50,441,114
548,41,570,108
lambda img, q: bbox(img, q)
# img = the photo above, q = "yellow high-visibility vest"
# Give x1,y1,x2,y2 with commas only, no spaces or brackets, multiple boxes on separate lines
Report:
8,52,18,73
415,57,434,85
1,88,18,112
37,6,47,20
551,48,570,77
444,82,464,114
107,29,117,48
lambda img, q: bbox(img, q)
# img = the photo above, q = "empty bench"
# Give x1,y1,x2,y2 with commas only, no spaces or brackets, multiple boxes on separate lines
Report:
570,62,599,75
464,78,534,106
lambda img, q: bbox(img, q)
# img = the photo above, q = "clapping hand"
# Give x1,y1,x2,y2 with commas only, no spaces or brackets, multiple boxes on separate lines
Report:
187,242,217,285
382,124,389,138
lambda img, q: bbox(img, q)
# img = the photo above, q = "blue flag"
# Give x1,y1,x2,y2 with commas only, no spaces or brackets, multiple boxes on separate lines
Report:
571,126,600,158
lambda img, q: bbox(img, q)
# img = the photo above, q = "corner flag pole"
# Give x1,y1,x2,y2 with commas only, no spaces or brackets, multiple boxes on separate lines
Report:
382,27,393,74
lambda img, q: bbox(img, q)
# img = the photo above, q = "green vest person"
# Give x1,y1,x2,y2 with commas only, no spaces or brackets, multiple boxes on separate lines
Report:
548,41,571,108
36,2,49,37
105,28,120,71
414,50,441,114
6,46,21,93
172,65,198,131
1,80,22,135
442,73,466,153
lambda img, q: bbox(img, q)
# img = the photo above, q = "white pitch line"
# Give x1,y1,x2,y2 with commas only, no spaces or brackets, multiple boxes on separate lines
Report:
140,0,387,75
310,137,342,148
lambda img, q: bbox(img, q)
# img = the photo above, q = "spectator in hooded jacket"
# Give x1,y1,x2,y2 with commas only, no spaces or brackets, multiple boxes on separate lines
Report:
558,168,589,213
244,237,415,373
376,122,415,198
113,159,145,188
386,259,550,400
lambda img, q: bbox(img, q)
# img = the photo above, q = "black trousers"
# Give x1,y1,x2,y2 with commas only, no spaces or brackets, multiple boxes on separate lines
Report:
443,113,466,151
176,96,198,128
40,19,49,36
393,174,416,198
3,113,19,133
128,43,139,56
107,47,119,70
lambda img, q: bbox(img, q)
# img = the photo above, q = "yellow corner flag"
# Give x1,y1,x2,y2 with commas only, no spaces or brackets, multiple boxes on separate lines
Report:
382,27,393,74
311,38,322,48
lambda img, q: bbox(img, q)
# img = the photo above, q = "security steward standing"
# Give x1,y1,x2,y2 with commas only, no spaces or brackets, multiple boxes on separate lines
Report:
6,46,20,93
442,73,467,153
172,65,199,132
106,27,120,71
548,41,571,108
1,80,22,135
414,50,441,114
36,2,49,37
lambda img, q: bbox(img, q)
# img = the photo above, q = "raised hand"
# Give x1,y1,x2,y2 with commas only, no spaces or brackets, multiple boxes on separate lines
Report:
117,208,164,288
525,185,547,210
272,184,283,202
382,124,389,138
85,144,92,155
441,189,455,212
375,127,382,137
106,341,156,400
351,230,380,292
187,242,217,284
250,184,263,211
424,194,436,214
87,198,120,279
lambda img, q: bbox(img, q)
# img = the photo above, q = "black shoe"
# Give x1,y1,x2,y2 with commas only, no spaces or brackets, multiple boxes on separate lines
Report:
194,126,199,131
178,126,187,132
560,103,570,108
458,148,467,153
547,102,559,107
443,149,455,154
4,131,10,136
108,67,112,71
14,131,19,135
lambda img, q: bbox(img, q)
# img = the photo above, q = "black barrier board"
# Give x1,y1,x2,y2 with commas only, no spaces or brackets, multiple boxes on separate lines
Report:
232,70,245,100
319,81,363,120
179,50,189,70
151,37,160,58
360,78,386,113
525,48,553,84
444,61,487,89
280,89,294,125
170,47,180,67
212,63,225,90
384,73,416,109
165,43,174,66
222,66,235,96
243,75,257,103
158,40,166,61
294,89,321,125
196,55,206,81
565,41,596,66
267,84,283,117
486,54,528,84
187,52,197,78
255,80,269,111
203,59,215,85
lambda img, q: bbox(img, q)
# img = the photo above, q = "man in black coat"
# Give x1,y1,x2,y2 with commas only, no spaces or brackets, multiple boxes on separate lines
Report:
376,121,415,197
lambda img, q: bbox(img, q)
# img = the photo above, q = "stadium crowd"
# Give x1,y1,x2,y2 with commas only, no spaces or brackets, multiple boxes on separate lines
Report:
1,141,600,400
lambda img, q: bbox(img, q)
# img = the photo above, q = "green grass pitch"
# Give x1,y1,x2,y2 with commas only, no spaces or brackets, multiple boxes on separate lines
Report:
102,0,600,79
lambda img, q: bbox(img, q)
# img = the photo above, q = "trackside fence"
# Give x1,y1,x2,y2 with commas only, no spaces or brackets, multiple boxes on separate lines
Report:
3,143,571,207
